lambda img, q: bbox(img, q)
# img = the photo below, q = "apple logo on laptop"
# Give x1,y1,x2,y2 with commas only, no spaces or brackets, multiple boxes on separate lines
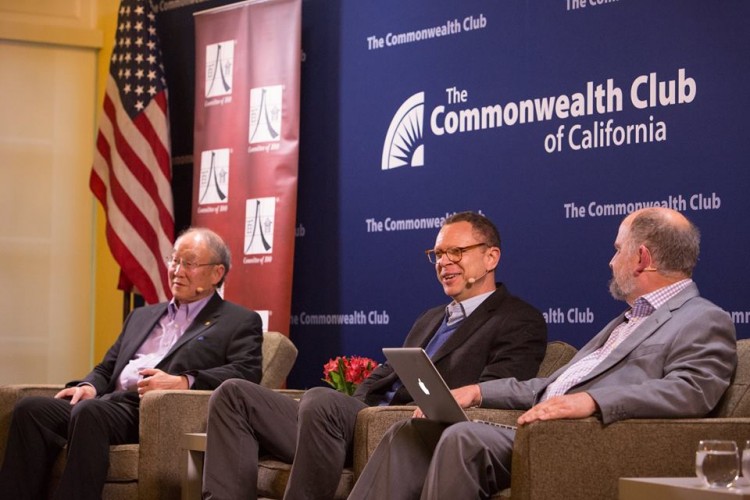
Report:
418,378,430,395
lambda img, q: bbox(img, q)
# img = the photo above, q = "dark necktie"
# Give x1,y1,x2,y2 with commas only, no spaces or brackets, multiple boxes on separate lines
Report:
423,315,463,358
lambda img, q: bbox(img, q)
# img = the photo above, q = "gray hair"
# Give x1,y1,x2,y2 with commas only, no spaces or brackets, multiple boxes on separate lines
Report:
176,227,232,286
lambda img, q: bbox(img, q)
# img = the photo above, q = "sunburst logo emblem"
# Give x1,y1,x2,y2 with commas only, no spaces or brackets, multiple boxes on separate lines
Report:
381,92,425,170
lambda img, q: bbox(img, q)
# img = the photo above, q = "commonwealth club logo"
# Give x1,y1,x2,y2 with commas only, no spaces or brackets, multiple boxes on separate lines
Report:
381,91,425,170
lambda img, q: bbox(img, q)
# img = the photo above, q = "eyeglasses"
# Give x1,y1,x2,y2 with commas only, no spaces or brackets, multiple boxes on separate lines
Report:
165,256,219,271
425,242,489,264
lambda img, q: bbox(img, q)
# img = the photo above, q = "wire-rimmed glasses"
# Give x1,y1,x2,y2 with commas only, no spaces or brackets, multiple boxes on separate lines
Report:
165,256,219,271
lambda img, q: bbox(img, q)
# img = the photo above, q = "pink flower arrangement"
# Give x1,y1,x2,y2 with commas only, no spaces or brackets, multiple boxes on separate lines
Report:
322,355,379,395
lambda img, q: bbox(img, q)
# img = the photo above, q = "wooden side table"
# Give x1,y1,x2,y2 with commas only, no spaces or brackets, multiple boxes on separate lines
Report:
620,477,750,499
182,432,207,500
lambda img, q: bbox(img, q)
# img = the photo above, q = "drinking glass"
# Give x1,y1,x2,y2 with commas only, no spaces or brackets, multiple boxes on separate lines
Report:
742,440,750,480
696,440,739,488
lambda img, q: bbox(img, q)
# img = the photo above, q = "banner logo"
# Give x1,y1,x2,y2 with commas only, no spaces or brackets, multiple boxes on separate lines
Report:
249,85,283,144
198,148,230,204
205,41,234,98
244,197,276,255
382,91,425,170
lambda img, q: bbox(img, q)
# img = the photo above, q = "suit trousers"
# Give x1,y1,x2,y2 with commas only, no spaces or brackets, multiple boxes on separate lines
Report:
202,382,368,500
349,419,515,500
0,394,139,500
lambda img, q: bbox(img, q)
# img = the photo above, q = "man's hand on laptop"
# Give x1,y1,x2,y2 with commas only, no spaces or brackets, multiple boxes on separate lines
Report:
411,384,482,418
452,384,482,408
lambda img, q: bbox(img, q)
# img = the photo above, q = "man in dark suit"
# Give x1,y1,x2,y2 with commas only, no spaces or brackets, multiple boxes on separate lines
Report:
348,207,737,500
0,227,263,500
201,211,548,500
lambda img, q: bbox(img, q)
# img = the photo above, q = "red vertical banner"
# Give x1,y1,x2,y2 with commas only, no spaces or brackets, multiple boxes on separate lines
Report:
193,0,301,334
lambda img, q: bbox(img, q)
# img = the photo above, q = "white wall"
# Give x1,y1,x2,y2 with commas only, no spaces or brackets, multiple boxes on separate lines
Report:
0,0,101,383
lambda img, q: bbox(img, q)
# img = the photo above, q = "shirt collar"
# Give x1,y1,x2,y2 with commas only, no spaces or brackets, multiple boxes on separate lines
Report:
640,278,692,309
168,293,213,323
446,289,494,324
628,279,692,318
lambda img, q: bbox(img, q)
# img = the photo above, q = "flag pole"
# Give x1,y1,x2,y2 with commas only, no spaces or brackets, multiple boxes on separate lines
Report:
122,290,132,321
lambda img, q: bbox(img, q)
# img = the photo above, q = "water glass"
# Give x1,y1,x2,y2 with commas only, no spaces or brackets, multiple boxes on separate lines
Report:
742,440,750,480
696,440,739,488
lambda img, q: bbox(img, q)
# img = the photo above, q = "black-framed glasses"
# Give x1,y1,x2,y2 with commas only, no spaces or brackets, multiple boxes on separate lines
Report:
165,256,219,271
425,242,489,264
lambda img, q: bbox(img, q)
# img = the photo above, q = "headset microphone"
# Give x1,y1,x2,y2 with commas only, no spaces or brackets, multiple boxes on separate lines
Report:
196,287,205,294
467,269,490,285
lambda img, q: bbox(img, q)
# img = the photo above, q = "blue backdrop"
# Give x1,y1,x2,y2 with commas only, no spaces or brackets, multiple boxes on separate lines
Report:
287,0,750,388
156,0,750,389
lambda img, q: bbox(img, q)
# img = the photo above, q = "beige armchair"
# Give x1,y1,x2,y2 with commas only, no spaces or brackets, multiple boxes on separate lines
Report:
350,339,750,500
0,330,298,500
500,337,750,500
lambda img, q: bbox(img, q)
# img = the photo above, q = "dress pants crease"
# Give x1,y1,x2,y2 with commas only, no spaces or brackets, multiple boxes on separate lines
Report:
0,396,70,500
349,420,515,500
54,397,140,500
0,395,141,500
421,422,514,499
283,387,368,500
202,380,300,500
348,419,449,500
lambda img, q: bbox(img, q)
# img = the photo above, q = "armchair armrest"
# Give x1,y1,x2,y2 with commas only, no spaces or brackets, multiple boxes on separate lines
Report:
353,406,414,478
510,417,750,500
466,408,524,425
0,384,63,469
137,389,213,500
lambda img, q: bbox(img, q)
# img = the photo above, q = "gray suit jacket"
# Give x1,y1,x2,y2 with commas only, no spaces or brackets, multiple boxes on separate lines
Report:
479,283,737,424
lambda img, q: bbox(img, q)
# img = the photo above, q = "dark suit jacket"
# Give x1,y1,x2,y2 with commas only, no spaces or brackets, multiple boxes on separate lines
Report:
354,283,548,406
68,293,263,395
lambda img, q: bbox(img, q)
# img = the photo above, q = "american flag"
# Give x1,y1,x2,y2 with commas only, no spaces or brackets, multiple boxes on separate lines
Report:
90,0,174,304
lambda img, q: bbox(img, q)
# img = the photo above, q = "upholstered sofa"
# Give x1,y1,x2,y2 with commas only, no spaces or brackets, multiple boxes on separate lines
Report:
0,330,298,500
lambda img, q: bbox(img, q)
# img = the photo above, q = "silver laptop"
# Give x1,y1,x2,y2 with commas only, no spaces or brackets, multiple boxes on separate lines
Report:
383,347,516,431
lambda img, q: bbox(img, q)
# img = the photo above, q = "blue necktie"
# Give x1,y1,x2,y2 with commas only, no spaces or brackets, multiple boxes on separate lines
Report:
423,315,463,358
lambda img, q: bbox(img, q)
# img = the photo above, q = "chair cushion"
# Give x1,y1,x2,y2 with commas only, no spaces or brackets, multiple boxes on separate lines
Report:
710,338,750,417
257,458,353,500
257,458,292,498
51,444,139,483
107,444,140,482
